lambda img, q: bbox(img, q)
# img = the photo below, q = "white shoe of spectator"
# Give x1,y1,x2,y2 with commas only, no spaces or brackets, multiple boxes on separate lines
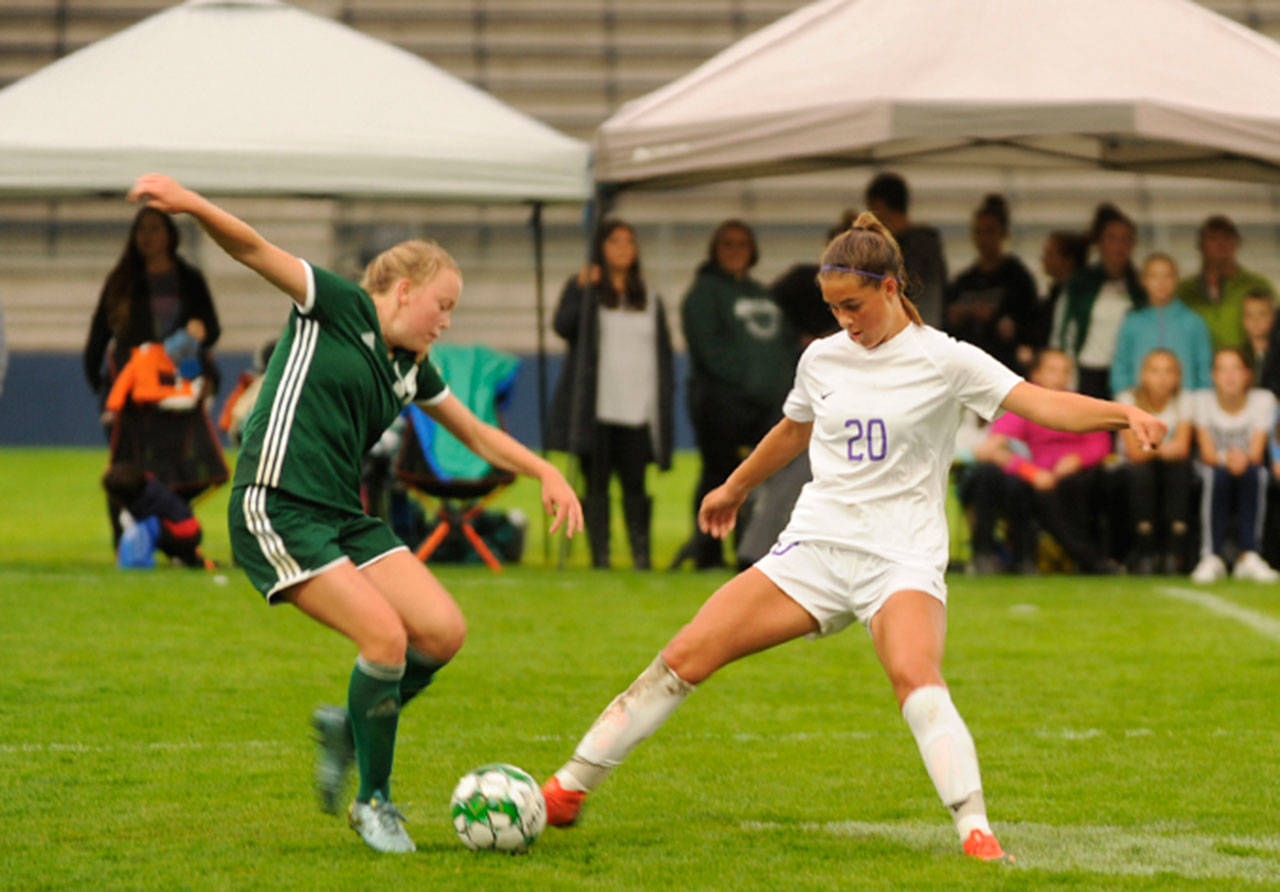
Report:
1190,554,1227,584
1232,551,1279,583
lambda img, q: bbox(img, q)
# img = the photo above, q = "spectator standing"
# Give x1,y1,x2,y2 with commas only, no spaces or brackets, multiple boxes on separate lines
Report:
549,219,675,570
1113,349,1195,574
676,220,796,570
864,172,948,328
1109,253,1212,395
83,207,221,409
1190,347,1279,583
969,349,1116,574
1177,215,1277,351
1054,204,1146,399
944,194,1037,371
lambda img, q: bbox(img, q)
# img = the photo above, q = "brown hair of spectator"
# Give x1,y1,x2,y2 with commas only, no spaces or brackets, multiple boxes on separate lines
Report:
974,193,1010,234
1028,346,1071,376
589,218,647,311
102,462,148,504
1199,214,1241,243
1089,202,1135,243
706,218,760,269
864,172,909,214
1047,230,1090,271
102,207,181,336
1133,348,1183,413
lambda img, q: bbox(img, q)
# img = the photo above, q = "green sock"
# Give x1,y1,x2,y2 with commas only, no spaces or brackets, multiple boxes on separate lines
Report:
400,647,445,709
349,656,404,804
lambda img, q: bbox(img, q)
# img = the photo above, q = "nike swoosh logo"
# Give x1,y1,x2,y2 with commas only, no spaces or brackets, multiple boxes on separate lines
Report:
819,391,834,400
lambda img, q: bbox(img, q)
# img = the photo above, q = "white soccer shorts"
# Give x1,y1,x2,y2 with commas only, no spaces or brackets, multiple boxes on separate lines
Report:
755,539,946,638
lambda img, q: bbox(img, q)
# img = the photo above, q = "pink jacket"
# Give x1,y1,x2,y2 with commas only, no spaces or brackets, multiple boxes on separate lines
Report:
991,411,1112,473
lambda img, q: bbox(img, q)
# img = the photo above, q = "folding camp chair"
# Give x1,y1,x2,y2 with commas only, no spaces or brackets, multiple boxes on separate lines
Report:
393,344,521,571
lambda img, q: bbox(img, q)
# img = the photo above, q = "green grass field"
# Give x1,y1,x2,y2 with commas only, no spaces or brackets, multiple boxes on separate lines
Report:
3,449,1279,889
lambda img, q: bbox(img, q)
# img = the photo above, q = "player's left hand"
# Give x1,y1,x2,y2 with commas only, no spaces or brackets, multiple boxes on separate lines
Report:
127,173,194,214
1125,406,1167,451
540,469,583,537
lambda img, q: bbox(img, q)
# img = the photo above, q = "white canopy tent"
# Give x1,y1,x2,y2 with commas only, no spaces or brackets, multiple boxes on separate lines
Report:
0,0,592,452
593,0,1280,189
0,0,590,201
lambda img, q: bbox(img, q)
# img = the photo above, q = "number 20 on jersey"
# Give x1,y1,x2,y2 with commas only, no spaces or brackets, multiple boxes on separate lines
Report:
845,418,887,461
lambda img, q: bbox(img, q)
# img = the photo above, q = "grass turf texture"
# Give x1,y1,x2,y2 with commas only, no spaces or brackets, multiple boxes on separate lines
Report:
2,448,1279,889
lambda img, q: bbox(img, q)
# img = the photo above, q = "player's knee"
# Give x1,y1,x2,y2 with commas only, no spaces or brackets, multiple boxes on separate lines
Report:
888,667,944,707
434,613,468,662
409,610,467,664
361,619,409,666
660,636,713,686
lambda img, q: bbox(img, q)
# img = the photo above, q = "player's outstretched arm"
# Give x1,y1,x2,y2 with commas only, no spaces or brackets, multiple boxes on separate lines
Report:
127,173,307,304
425,394,583,537
700,417,811,539
1001,381,1166,449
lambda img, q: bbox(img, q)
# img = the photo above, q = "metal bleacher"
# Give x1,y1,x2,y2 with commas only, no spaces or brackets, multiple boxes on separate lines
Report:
3,0,1280,355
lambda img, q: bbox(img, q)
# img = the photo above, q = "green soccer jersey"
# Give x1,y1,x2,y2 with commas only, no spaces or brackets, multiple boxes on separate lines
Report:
233,261,448,512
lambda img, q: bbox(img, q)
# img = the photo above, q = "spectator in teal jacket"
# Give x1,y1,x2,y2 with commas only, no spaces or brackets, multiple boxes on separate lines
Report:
1110,253,1213,395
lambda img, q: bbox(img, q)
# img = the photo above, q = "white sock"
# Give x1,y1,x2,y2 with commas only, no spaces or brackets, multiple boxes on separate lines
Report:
555,654,694,793
901,685,991,841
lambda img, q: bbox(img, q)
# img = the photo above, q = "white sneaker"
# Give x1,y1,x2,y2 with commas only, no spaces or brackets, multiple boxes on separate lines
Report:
349,799,416,853
1190,554,1227,584
1232,551,1279,583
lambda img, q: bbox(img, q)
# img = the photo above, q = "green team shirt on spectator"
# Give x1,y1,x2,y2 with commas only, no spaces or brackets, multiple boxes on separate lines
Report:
233,261,448,513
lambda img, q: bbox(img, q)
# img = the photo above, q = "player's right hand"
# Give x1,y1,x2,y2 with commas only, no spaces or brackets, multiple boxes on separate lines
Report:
698,483,747,540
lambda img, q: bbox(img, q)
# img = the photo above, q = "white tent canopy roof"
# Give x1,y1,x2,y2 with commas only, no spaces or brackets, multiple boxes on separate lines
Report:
0,0,589,202
595,0,1280,188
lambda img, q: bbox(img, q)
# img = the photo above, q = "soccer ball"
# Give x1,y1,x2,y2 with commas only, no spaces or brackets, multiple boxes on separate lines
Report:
449,763,546,853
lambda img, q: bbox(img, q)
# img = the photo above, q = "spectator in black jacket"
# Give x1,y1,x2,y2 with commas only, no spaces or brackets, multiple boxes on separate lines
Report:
944,194,1037,371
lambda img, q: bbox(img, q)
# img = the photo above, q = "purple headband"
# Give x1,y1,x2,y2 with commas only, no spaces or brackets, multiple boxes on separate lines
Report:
819,265,891,280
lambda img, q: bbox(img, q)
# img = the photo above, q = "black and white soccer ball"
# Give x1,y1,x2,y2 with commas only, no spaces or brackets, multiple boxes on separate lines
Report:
449,763,546,853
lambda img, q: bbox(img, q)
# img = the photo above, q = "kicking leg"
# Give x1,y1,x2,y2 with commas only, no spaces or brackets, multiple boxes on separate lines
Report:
546,568,817,825
869,590,1011,862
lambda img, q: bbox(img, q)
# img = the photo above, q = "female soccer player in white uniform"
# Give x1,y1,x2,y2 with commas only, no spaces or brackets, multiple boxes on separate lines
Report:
541,213,1166,862
128,174,583,855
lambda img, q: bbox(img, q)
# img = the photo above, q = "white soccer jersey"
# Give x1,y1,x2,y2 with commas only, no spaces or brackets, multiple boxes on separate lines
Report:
779,325,1022,569
1192,387,1277,453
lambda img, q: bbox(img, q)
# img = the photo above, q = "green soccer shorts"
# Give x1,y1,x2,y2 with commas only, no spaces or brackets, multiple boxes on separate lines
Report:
228,485,406,602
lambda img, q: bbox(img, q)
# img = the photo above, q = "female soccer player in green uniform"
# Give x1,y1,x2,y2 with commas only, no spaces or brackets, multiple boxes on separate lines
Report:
128,174,583,854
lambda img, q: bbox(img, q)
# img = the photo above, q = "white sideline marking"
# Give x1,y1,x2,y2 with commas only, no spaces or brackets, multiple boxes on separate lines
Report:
741,820,1280,881
1157,586,1280,643
0,739,288,755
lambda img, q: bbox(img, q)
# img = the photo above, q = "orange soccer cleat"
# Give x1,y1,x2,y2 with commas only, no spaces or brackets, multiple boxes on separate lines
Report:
963,828,1015,863
541,776,587,827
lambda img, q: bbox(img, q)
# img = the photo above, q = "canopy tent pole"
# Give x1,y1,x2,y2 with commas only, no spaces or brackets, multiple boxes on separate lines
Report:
528,201,552,564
